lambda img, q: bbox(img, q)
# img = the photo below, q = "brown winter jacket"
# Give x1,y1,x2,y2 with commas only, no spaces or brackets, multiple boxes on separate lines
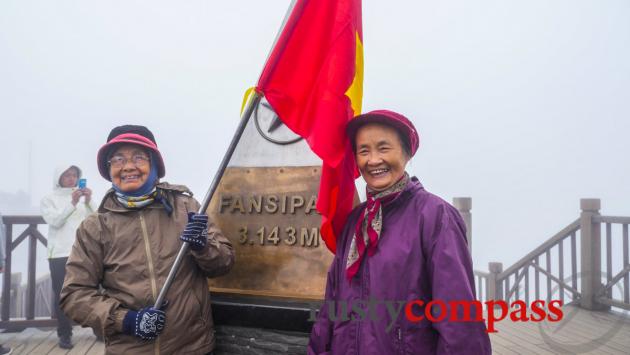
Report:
60,182,235,355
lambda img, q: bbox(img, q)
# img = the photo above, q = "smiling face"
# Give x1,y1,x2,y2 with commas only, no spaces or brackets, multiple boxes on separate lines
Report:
59,167,79,188
109,144,151,192
355,123,410,192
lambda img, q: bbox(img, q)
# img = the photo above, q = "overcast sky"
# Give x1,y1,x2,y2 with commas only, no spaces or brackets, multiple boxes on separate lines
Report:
1,0,629,272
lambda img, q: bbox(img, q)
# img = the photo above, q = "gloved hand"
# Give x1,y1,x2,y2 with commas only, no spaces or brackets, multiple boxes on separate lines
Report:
122,306,166,340
179,212,208,251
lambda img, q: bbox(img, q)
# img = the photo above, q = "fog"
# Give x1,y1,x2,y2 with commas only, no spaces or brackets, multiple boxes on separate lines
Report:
1,0,629,276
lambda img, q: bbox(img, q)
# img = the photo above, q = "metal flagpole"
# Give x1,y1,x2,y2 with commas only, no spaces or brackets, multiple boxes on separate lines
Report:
154,92,262,309
154,0,299,310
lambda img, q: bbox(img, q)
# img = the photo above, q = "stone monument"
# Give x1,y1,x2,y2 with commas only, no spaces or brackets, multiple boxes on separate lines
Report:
207,98,341,331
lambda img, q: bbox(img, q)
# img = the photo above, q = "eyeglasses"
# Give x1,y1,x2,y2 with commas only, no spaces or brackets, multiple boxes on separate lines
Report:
108,155,150,169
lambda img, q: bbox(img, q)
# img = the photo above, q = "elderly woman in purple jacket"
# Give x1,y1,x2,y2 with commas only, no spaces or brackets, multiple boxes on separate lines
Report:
308,110,491,354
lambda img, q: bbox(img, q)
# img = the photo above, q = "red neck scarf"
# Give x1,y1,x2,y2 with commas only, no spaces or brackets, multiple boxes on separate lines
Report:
346,173,410,280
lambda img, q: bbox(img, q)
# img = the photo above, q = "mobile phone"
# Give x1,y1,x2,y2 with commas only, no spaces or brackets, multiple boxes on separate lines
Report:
78,178,87,189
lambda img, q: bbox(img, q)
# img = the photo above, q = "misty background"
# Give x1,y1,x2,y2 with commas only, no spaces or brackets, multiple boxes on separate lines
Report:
0,0,629,282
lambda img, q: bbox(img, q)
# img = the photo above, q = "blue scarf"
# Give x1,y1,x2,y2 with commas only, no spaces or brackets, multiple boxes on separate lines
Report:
112,154,172,214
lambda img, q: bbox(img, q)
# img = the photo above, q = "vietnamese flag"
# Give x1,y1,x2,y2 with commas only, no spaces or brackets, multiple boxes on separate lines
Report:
256,0,363,253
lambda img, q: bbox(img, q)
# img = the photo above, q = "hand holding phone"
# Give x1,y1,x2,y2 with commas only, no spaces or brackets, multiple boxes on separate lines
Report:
78,178,87,189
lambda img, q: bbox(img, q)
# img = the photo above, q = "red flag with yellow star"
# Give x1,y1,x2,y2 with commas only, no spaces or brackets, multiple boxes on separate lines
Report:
256,0,363,253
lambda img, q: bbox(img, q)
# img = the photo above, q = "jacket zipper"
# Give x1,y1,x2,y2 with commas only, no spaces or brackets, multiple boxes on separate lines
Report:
139,212,160,355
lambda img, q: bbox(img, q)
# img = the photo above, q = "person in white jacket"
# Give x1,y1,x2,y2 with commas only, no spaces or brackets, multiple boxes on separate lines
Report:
40,165,95,349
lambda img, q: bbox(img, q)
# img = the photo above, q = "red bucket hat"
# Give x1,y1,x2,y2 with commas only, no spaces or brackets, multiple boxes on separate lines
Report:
97,125,166,181
346,109,420,157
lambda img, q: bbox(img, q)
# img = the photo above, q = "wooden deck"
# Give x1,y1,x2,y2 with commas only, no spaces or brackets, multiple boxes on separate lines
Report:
1,305,630,354
489,305,630,354
0,326,103,355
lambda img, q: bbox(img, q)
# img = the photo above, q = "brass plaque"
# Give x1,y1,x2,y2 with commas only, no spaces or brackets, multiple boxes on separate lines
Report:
207,166,334,300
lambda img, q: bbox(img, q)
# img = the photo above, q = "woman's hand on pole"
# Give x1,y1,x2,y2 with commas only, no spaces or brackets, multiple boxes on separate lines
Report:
122,306,166,340
179,212,209,251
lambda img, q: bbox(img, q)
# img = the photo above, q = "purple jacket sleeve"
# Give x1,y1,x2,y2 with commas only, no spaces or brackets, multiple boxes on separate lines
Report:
424,204,491,355
307,256,337,355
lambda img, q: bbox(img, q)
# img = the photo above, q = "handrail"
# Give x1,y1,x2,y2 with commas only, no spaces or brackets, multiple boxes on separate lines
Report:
473,270,490,278
479,211,630,310
498,219,580,280
594,216,630,224
2,215,45,225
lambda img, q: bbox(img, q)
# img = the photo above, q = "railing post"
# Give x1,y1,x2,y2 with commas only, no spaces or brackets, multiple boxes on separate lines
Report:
1,220,11,321
10,273,22,318
579,198,607,310
453,197,472,252
486,262,503,303
26,230,37,320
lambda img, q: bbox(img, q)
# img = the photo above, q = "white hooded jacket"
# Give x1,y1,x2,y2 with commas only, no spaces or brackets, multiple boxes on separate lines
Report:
41,165,96,258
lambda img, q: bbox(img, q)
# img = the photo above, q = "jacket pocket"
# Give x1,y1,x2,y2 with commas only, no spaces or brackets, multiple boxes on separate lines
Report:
192,282,212,329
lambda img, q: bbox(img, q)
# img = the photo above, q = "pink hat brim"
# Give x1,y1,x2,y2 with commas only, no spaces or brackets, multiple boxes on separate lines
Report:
346,110,420,156
97,133,166,181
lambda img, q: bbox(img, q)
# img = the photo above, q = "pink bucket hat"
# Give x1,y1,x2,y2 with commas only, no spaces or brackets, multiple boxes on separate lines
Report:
346,109,420,157
97,125,166,181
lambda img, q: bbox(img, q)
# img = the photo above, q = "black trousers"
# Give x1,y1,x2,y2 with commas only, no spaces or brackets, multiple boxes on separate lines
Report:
49,257,72,339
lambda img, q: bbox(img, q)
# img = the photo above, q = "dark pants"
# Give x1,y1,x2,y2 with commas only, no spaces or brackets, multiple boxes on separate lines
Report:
49,257,72,339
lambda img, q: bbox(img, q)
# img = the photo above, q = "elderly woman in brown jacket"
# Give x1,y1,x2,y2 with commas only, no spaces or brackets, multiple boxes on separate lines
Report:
60,125,234,355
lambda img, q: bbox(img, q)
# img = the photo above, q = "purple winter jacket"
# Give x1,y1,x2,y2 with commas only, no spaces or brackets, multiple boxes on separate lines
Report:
308,177,491,355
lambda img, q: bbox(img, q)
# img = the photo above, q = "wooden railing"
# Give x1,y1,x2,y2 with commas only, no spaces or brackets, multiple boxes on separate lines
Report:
2,198,628,332
1,215,58,331
500,219,580,304
474,199,630,311
595,215,630,310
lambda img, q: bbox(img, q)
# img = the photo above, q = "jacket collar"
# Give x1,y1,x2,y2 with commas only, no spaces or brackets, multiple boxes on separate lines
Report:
387,175,423,207
354,175,424,214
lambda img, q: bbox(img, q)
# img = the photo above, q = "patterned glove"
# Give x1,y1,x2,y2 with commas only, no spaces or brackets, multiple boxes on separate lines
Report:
122,306,166,340
180,212,208,251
